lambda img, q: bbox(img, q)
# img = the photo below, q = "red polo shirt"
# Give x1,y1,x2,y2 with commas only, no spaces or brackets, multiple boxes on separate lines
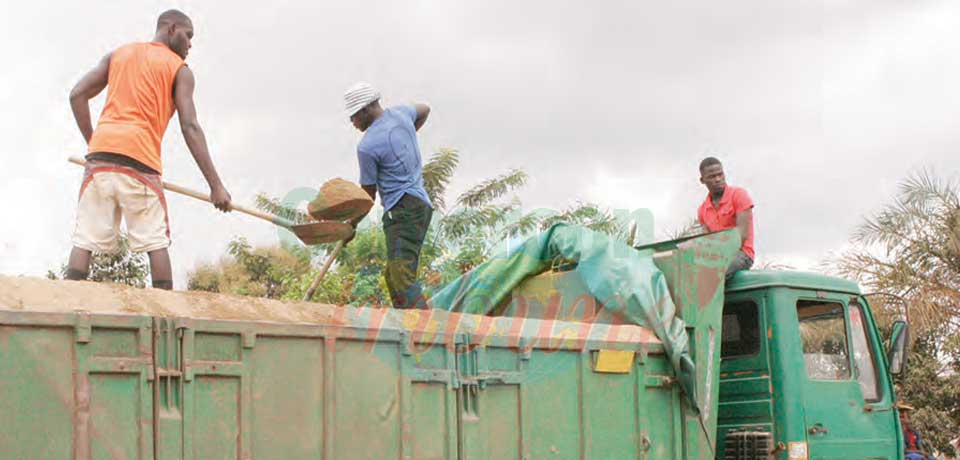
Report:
697,185,755,259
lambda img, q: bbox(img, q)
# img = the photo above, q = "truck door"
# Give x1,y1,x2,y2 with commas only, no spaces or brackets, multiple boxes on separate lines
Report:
795,296,899,459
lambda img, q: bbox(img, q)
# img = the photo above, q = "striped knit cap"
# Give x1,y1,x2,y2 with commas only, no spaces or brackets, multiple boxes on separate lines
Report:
343,82,381,117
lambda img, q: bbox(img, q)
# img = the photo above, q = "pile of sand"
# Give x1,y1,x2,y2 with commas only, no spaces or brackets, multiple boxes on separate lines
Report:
308,178,373,221
0,275,342,324
0,276,660,347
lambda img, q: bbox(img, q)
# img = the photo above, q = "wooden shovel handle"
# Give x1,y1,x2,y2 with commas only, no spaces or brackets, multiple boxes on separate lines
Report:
303,240,345,301
68,156,294,228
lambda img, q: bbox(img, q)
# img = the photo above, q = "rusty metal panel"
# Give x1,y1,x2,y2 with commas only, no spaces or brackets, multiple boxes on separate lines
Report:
248,336,324,459
0,311,154,460
459,384,520,459
153,317,182,460
520,350,581,458
332,339,403,459
0,306,678,460
0,318,76,459
169,317,459,460
409,381,451,460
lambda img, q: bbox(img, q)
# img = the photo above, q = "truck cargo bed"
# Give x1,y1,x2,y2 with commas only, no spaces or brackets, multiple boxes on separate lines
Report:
0,230,737,459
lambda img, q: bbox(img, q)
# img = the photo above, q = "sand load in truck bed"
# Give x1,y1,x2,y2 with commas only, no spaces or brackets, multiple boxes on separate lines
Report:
0,275,343,323
0,275,662,348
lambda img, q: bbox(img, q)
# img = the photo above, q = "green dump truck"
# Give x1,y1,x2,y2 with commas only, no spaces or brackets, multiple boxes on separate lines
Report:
0,229,909,459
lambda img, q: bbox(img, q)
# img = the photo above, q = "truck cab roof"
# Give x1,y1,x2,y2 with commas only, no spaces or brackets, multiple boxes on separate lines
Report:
725,270,862,295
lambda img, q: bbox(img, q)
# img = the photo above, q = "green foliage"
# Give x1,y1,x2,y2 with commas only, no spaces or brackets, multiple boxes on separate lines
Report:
187,146,628,306
540,202,621,235
51,236,149,288
456,169,527,208
829,170,960,456
188,237,311,299
893,326,960,456
421,148,459,212
300,221,390,306
832,170,960,332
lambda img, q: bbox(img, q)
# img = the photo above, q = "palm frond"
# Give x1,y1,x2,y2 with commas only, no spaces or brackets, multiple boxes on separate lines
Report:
538,202,618,235
422,148,460,212
440,201,519,240
500,210,546,238
665,219,703,240
456,169,527,208
827,170,960,334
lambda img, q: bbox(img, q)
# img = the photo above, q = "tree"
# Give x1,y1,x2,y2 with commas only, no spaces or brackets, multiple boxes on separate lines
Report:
891,322,960,457
188,237,312,299
187,147,630,305
831,171,960,333
48,236,150,288
829,170,960,456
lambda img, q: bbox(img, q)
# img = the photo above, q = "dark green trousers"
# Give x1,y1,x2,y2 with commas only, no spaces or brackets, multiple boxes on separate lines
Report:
383,194,433,309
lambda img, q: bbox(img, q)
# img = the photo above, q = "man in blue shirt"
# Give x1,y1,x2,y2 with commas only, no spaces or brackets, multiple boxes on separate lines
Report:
344,82,433,309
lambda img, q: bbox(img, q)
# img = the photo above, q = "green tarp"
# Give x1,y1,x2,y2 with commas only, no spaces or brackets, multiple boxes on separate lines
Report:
430,224,702,409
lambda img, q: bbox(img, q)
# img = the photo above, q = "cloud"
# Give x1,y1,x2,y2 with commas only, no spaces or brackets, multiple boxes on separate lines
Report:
1,0,958,287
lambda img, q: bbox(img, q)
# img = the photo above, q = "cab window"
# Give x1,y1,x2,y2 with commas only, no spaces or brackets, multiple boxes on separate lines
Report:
721,301,760,358
849,303,881,401
797,300,850,380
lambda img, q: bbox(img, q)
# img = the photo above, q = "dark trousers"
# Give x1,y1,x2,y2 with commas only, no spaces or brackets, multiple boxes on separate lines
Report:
726,250,754,281
383,194,433,309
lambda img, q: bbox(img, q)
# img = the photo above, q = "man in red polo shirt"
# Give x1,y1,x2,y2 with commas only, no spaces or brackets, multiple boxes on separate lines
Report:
696,157,754,280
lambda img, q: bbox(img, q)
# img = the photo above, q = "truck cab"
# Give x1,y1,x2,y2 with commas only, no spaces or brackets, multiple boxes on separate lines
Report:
717,270,907,460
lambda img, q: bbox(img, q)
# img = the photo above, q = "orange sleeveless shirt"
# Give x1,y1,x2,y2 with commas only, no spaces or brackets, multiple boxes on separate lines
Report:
88,42,184,174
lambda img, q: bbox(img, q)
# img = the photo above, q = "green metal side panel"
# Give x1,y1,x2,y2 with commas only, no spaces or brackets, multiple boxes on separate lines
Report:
642,355,683,460
248,336,324,459
0,323,76,458
333,340,402,459
0,311,154,460
459,384,520,459
168,317,459,460
1,309,693,460
521,351,580,458
405,342,458,460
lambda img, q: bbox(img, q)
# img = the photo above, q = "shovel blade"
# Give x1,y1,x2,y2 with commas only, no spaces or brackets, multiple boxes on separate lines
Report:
290,221,353,245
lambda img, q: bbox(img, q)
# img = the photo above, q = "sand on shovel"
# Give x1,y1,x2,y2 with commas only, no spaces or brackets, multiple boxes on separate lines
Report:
308,178,374,221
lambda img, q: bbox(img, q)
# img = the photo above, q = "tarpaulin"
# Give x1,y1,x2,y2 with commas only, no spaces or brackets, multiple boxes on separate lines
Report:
431,224,702,409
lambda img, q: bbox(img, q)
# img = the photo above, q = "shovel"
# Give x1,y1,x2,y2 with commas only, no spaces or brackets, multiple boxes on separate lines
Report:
302,239,345,301
69,156,352,245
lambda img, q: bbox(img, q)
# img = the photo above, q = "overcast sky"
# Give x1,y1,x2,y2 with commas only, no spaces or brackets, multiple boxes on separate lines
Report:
1,0,958,286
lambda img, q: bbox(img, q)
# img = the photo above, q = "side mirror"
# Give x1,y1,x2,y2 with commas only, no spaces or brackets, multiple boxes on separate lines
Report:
887,321,910,375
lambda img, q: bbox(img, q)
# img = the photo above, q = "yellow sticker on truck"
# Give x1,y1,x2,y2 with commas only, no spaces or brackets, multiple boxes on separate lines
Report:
594,350,635,373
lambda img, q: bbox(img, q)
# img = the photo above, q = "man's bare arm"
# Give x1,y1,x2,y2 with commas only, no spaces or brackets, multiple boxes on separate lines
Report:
173,66,231,212
413,103,430,131
735,208,753,246
69,53,111,144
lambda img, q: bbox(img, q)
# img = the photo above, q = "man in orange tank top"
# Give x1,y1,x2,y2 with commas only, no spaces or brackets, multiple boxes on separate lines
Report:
66,9,232,290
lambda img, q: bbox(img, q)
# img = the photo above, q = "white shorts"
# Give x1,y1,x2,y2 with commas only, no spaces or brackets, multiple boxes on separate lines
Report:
72,163,170,253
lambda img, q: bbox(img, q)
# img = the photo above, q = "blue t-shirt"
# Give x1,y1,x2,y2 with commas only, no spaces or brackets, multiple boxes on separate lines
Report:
357,105,433,211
